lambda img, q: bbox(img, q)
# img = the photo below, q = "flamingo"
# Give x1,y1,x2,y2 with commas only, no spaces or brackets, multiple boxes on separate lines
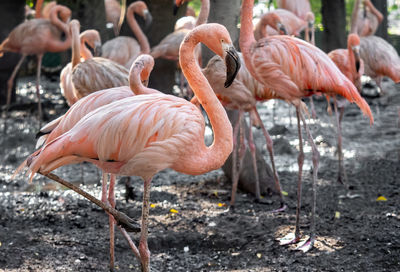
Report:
34,0,56,19
20,54,156,271
174,5,197,31
67,20,129,101
352,0,383,37
328,34,364,185
102,1,152,69
20,23,240,271
201,52,287,210
104,0,122,36
276,0,312,21
0,4,71,120
240,0,373,252
60,25,102,106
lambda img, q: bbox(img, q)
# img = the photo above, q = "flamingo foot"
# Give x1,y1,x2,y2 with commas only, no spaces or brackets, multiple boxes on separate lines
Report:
113,211,141,232
295,236,314,253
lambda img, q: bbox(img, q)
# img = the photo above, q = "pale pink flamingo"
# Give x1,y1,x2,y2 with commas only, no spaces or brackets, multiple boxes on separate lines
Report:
0,4,72,120
276,0,312,21
60,25,103,106
67,20,129,101
104,0,122,36
102,1,151,69
240,0,373,252
200,52,288,210
351,0,383,37
18,54,157,271
328,34,364,184
20,24,239,271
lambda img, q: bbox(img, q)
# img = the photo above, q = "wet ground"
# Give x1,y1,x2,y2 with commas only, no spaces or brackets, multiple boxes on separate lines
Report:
0,76,399,271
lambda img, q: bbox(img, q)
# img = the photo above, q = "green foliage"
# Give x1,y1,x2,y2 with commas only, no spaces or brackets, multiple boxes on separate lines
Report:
188,0,201,15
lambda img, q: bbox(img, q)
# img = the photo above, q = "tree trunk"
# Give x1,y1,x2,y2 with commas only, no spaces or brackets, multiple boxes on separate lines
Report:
321,0,346,52
371,0,388,40
0,0,25,105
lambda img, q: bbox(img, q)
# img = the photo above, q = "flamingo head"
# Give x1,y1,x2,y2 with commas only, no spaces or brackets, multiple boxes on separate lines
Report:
80,30,102,57
133,2,152,29
263,13,287,35
348,34,361,73
52,5,71,23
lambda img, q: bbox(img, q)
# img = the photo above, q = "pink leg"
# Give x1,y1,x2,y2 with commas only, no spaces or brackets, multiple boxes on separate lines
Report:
333,97,348,185
36,54,43,123
139,178,152,272
6,54,26,109
230,110,244,207
108,174,116,271
248,110,261,200
309,96,317,119
253,109,286,211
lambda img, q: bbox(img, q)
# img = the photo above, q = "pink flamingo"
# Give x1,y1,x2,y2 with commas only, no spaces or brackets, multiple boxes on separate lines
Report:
34,0,56,19
102,1,152,69
328,34,364,184
20,23,239,271
67,20,129,102
240,0,373,252
276,0,312,21
0,4,71,120
60,24,103,106
104,0,122,36
352,0,383,37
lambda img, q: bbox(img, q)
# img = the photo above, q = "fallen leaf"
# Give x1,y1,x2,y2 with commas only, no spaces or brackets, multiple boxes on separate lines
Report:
170,208,179,214
217,203,226,207
214,191,218,197
335,211,341,219
150,203,156,208
256,253,262,258
376,196,387,202
0,241,2,247
282,191,288,196
231,252,240,256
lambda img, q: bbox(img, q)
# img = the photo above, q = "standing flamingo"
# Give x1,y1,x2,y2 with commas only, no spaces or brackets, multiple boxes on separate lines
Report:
351,0,383,37
102,1,152,69
276,0,312,21
328,34,364,185
20,23,240,271
0,4,71,120
67,20,129,101
240,0,373,252
60,25,102,106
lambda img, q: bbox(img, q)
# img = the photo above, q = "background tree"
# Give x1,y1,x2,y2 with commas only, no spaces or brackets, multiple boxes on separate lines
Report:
321,0,347,52
372,0,388,40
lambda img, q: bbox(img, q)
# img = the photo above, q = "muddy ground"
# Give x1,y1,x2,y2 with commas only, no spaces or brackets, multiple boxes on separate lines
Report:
0,75,399,271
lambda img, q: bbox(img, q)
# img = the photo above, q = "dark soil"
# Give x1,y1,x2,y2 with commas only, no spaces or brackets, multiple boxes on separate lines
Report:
0,76,399,271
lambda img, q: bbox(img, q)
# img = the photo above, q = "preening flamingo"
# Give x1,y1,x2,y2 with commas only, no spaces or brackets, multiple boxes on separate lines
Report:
20,23,240,271
351,0,383,37
276,0,312,21
67,20,129,101
240,0,373,252
60,25,102,106
22,54,156,271
102,1,151,69
104,0,122,36
0,4,72,120
328,34,364,184
201,52,287,210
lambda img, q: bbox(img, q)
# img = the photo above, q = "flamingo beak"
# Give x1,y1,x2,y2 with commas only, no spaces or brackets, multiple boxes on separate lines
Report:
173,2,179,15
224,46,241,88
143,10,153,30
94,42,102,57
277,23,287,35
353,46,361,73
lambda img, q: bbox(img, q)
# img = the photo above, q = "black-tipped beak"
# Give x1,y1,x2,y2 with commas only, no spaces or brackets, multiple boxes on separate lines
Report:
353,49,361,72
94,43,102,57
278,23,287,35
224,47,241,88
142,79,149,87
173,4,179,16
144,11,153,30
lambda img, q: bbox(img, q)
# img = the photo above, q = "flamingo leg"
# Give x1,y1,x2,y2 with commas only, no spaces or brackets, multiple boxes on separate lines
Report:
248,110,261,200
36,54,43,123
108,174,116,271
138,178,152,272
296,108,320,252
6,54,26,110
333,97,348,185
230,110,244,207
253,109,286,211
309,96,317,119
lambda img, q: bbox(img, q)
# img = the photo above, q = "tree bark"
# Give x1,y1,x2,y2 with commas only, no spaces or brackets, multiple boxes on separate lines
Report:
321,0,346,52
0,0,25,105
371,0,388,40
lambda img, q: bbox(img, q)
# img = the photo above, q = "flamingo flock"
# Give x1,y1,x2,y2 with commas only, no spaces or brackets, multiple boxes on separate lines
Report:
4,0,399,270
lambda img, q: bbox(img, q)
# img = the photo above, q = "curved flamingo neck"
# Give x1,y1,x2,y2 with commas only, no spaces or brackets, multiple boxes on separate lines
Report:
79,35,93,61
351,0,361,34
255,16,269,41
240,0,257,77
178,26,233,174
347,43,357,76
70,23,81,68
195,0,210,27
47,6,72,53
127,4,150,54
35,0,44,18
365,1,383,23
129,55,158,95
